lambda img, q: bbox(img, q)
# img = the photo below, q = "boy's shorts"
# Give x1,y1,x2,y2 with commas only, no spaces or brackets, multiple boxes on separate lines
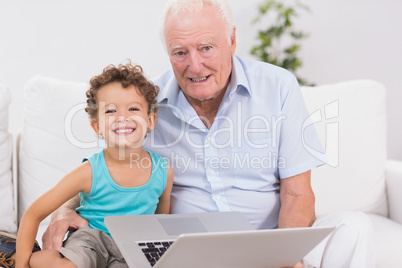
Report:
59,226,128,268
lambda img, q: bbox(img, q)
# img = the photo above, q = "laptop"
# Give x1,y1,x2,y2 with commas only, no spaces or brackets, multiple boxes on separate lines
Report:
105,212,334,268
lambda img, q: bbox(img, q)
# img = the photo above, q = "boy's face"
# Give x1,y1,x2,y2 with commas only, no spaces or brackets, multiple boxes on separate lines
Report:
91,82,156,149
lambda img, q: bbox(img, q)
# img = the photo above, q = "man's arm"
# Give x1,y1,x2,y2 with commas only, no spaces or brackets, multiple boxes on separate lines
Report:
155,163,174,214
41,194,88,250
278,170,316,228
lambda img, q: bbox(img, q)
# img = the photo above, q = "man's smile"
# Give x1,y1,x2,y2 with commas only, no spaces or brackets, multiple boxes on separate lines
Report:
190,75,210,82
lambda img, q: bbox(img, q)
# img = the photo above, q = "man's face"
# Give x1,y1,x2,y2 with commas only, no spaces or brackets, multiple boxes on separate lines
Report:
164,4,236,103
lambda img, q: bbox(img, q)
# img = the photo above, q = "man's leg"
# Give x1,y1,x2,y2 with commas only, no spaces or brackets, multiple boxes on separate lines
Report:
303,211,376,268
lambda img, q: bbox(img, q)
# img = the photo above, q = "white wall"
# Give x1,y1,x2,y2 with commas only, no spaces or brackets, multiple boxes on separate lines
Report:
1,0,401,160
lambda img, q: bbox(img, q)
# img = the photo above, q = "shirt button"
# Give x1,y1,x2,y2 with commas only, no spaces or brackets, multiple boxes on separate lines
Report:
216,195,222,201
209,170,215,175
207,136,212,142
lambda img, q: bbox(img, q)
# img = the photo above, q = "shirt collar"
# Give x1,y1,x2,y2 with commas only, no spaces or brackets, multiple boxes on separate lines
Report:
229,55,252,97
156,70,180,105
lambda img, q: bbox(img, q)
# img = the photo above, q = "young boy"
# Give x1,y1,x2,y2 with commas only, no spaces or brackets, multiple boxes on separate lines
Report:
16,63,174,268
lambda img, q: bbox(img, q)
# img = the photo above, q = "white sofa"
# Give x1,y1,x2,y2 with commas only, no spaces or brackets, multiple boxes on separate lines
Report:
1,77,402,267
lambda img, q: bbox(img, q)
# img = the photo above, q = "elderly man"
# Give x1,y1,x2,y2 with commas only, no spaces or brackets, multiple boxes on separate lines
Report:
43,0,375,267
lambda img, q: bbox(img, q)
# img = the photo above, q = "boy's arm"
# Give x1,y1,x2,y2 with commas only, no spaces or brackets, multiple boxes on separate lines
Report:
16,162,92,268
155,163,174,214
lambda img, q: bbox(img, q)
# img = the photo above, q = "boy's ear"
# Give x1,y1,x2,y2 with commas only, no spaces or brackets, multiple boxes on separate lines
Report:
147,113,157,130
90,120,100,134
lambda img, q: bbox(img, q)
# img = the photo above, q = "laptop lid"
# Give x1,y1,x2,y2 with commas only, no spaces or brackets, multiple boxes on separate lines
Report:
105,212,334,268
154,227,334,268
105,212,255,267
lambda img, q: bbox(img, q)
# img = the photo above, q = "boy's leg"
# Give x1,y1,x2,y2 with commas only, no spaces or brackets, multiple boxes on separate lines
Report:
107,233,129,268
29,250,76,268
38,226,127,268
59,226,107,268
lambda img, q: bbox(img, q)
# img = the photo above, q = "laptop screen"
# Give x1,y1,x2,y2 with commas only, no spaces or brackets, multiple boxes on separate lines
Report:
158,217,207,235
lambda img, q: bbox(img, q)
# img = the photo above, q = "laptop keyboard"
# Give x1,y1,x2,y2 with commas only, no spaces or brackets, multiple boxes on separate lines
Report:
138,241,175,267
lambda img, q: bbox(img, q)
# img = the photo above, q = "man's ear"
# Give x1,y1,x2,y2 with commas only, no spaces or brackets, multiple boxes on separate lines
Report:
147,113,157,131
90,120,100,135
230,26,237,56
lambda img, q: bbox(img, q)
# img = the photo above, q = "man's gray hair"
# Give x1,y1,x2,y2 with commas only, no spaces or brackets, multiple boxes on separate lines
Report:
160,0,234,48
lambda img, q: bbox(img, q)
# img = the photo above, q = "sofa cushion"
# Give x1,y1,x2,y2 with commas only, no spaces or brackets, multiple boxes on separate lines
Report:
19,76,97,240
385,159,402,224
0,84,17,233
301,80,388,217
367,213,402,267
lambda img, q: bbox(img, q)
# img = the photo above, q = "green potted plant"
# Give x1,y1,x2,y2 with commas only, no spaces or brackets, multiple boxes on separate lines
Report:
250,0,312,85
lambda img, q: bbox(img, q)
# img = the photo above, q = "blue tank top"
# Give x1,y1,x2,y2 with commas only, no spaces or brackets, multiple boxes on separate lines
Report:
76,150,168,235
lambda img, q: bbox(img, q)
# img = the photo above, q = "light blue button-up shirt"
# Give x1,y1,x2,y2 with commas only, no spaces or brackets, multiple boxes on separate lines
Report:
144,55,325,229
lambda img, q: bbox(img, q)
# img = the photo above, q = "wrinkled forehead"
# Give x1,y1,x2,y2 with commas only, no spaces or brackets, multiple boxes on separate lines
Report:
161,1,234,50
166,2,218,23
164,4,224,35
166,0,211,16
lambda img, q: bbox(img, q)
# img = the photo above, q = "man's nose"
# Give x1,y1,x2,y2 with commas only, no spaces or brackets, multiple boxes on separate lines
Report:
187,51,203,73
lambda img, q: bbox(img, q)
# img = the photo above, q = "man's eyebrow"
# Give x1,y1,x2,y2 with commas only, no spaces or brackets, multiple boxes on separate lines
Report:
200,40,213,45
170,45,182,49
169,45,183,52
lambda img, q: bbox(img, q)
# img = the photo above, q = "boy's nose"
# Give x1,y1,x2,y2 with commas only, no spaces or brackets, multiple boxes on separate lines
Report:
117,115,128,122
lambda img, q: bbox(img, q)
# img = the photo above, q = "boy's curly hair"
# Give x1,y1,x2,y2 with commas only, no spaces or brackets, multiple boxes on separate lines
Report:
85,63,159,121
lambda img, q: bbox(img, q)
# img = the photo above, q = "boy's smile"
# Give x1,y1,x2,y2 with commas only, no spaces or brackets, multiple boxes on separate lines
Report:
113,125,136,135
115,129,134,134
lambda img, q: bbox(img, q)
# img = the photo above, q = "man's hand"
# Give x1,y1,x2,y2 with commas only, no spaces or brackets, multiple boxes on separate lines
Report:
281,261,304,268
41,195,87,250
294,262,304,268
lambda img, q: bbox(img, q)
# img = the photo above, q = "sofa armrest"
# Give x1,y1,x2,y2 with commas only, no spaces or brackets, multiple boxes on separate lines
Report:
13,132,21,229
386,159,402,224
